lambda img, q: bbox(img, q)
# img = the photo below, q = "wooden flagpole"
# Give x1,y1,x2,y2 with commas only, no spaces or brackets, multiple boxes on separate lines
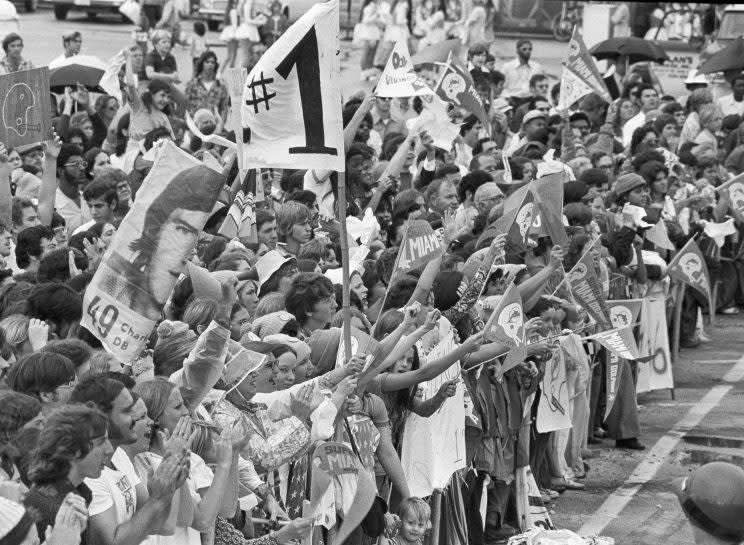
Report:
337,171,352,359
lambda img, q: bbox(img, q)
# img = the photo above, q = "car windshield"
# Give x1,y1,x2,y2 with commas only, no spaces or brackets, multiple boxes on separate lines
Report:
718,11,744,40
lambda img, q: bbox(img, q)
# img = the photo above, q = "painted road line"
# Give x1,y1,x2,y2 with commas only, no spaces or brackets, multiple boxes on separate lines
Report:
578,354,744,536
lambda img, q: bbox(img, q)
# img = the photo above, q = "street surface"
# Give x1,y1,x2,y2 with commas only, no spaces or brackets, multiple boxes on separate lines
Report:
17,9,569,97
17,10,744,544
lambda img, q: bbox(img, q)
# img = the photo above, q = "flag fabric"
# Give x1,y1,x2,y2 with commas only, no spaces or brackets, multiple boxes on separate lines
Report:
239,0,344,171
434,52,490,133
483,282,527,372
566,245,611,327
587,326,642,361
81,141,225,362
286,451,311,519
376,40,434,97
475,184,534,252
716,172,744,214
558,27,612,109
604,349,626,420
606,299,643,329
531,174,569,248
218,169,258,242
389,219,444,282
667,238,712,305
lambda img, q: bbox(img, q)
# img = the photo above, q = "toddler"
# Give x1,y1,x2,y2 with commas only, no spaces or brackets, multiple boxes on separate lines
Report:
382,497,430,545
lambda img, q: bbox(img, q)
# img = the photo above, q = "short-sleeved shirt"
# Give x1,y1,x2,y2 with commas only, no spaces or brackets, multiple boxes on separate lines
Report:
144,51,177,78
85,448,141,523
336,393,389,472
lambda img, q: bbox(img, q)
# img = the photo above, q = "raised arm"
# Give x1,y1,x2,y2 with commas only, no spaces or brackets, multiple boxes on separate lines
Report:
0,144,10,228
519,245,563,312
38,136,62,226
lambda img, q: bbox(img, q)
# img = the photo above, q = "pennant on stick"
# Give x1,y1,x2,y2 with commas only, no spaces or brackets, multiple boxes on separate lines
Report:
434,52,490,134
667,238,712,306
606,299,643,330
389,219,444,282
483,282,527,372
376,40,434,97
558,27,612,110
566,245,611,327
587,326,642,361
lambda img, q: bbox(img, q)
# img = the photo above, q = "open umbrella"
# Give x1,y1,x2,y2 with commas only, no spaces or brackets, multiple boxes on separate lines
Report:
698,36,744,74
589,37,669,64
48,55,107,93
412,39,462,66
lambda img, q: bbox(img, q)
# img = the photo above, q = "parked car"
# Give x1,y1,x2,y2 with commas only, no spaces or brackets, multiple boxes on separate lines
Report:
43,0,163,21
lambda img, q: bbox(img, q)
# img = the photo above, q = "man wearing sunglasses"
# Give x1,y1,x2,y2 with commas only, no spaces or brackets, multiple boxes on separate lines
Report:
55,143,92,233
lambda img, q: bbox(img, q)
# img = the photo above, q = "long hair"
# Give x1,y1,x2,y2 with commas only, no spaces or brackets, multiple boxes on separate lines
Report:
133,377,177,428
28,404,108,485
128,165,222,273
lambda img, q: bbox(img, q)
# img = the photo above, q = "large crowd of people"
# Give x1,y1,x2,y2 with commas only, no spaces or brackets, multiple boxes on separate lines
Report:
1,2,744,545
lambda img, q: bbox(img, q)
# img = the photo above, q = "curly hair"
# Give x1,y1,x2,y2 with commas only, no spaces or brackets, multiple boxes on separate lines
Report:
28,403,108,485
285,273,334,325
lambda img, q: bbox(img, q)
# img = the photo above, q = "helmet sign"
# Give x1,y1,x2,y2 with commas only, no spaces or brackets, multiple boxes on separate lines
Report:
0,67,51,147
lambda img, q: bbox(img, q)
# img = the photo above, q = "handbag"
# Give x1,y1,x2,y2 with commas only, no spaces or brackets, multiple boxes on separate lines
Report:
343,417,387,538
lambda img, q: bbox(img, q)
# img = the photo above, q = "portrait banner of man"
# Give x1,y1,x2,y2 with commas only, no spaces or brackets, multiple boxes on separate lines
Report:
81,140,226,362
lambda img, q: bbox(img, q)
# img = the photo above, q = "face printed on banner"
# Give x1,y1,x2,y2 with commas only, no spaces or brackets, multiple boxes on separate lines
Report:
149,208,207,304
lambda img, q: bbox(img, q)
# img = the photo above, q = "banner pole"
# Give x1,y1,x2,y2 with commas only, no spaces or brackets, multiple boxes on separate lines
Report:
671,282,685,363
337,171,352,360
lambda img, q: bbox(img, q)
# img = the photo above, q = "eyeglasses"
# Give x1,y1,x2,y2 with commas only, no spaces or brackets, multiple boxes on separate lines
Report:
65,160,87,169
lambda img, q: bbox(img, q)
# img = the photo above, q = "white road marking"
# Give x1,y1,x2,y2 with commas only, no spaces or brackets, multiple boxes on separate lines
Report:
578,354,744,536
695,359,739,364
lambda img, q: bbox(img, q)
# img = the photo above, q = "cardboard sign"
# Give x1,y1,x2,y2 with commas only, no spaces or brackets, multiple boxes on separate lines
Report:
0,67,52,147
536,349,571,433
81,141,225,362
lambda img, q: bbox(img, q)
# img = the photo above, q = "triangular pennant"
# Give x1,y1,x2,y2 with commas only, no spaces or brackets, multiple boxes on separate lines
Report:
566,245,611,327
434,52,490,134
558,27,612,109
240,0,344,170
588,326,641,361
603,349,626,420
606,299,643,329
531,174,569,248
667,238,712,306
376,40,434,97
483,282,527,372
390,219,444,282
715,172,744,215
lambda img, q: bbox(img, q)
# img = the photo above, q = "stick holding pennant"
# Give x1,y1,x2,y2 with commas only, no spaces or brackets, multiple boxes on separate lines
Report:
375,40,435,98
558,27,612,110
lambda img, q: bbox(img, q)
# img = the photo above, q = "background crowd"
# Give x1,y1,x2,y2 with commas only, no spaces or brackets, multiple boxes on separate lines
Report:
0,2,743,545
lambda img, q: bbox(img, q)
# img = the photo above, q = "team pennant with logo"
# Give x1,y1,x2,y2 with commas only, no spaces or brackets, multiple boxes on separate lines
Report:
376,40,434,97
483,282,527,372
558,27,611,110
667,238,712,306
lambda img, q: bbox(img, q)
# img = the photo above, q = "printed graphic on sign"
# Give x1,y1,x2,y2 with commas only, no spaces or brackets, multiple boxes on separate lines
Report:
0,67,52,147
376,40,434,97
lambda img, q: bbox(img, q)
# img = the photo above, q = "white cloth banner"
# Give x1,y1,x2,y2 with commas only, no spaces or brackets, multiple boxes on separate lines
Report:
240,0,344,171
400,323,465,497
636,298,674,393
536,349,572,433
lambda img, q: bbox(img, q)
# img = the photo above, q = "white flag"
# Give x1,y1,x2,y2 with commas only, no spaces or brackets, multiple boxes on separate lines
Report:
240,0,344,171
376,40,434,97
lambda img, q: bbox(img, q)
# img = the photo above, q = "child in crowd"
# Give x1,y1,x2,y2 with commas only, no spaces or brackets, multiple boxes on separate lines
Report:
188,21,209,76
261,0,288,46
382,497,431,545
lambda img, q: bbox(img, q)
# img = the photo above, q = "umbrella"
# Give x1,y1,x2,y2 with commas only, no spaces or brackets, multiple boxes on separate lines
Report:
48,55,107,92
412,39,462,66
589,37,669,64
698,36,744,74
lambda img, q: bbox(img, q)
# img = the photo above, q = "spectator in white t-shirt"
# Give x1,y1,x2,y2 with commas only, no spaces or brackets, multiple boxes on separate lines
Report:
71,375,187,545
718,74,744,117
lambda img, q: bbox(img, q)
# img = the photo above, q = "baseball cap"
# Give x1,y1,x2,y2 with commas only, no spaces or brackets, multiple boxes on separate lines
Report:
522,110,547,126
492,98,512,112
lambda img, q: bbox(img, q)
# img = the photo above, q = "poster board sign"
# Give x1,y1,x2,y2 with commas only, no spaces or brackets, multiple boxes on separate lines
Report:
400,327,465,497
536,349,571,433
0,67,52,147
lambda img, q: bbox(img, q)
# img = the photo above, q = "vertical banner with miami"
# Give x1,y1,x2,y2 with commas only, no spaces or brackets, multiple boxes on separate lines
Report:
389,219,444,283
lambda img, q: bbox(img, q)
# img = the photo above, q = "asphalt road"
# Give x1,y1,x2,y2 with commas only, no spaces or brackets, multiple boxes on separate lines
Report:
17,10,743,544
16,8,569,97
